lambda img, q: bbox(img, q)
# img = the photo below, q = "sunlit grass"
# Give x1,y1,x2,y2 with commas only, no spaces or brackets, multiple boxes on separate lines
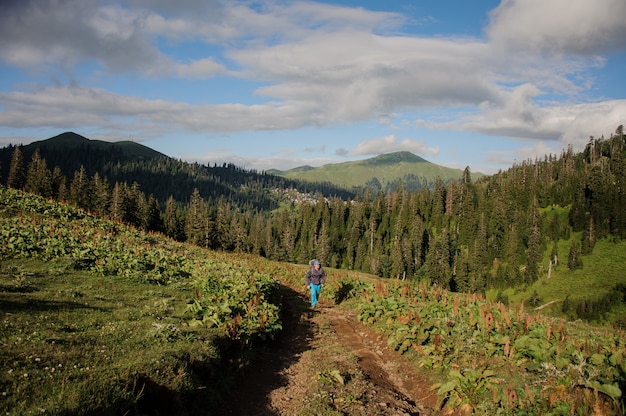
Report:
0,258,223,415
503,237,626,324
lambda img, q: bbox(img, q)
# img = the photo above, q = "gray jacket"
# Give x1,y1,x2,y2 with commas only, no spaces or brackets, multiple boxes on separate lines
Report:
305,266,326,286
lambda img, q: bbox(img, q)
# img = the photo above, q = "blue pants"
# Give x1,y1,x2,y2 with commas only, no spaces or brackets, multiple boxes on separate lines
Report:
309,283,321,307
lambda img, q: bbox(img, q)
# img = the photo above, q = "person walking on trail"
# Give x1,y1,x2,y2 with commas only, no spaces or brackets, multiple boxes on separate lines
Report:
306,259,326,308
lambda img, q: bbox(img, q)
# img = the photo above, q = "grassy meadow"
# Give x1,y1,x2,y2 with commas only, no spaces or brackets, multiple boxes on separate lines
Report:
0,185,302,414
2,185,626,415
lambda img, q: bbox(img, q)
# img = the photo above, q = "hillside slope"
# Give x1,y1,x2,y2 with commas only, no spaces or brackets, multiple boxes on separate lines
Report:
271,151,483,192
0,132,355,208
1,187,623,415
31,131,169,160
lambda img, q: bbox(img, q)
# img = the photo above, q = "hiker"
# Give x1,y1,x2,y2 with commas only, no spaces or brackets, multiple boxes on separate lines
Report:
305,259,326,308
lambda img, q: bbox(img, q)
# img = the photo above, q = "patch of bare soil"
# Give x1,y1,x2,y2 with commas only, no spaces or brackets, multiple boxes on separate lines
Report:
218,284,440,416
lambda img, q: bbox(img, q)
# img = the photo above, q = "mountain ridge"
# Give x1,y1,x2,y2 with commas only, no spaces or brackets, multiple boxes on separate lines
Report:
2,132,481,196
30,131,169,160
269,150,483,192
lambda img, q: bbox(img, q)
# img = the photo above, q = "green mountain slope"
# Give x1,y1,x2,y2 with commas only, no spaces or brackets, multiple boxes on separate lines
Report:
270,151,483,191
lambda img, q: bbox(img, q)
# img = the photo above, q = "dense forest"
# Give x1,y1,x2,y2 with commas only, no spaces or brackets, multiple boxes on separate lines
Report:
0,133,355,211
2,126,625,319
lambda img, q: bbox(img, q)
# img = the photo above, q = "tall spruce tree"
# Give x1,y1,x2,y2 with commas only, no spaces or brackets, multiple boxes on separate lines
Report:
186,188,211,248
426,228,452,289
164,196,184,241
24,149,52,197
69,166,91,210
109,182,126,222
90,172,111,216
145,194,164,233
7,146,25,190
51,166,68,201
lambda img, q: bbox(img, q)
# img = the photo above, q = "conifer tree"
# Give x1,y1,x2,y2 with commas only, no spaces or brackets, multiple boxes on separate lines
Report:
69,166,91,210
567,241,583,270
145,194,164,233
278,210,296,262
581,216,595,255
51,166,68,201
90,172,111,216
7,146,25,190
215,198,233,251
431,177,446,227
231,211,250,253
164,196,184,241
425,228,452,289
186,188,211,247
109,182,126,222
345,202,365,269
525,205,543,283
456,167,478,247
316,221,332,268
25,149,53,197
123,182,143,228
248,214,267,257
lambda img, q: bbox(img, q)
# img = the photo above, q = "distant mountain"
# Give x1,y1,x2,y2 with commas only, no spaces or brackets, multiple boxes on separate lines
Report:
0,132,168,180
0,132,355,208
269,151,483,192
28,131,168,160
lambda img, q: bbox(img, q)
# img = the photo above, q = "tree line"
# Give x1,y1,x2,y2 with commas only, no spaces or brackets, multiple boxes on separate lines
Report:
3,127,625,298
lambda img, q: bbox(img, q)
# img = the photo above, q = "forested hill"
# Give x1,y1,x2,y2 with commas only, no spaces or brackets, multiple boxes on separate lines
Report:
27,131,169,160
2,127,626,325
0,132,354,209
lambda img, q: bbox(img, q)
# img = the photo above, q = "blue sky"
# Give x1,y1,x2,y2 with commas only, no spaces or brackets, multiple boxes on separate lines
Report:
0,0,625,174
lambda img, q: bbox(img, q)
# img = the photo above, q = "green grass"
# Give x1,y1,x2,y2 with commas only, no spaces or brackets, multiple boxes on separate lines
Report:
499,237,626,325
0,186,308,415
274,151,476,189
0,258,226,415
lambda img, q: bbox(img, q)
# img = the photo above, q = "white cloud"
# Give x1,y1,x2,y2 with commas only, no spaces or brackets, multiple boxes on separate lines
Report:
0,0,624,159
0,0,229,78
436,82,626,149
351,134,439,157
173,58,229,78
487,0,626,55
0,84,324,133
483,142,563,167
0,1,157,72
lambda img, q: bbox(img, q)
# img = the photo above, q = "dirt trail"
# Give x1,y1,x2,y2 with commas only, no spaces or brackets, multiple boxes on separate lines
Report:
218,284,439,416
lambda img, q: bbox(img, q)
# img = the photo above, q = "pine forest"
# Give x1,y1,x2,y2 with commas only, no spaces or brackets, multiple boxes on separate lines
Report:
2,126,625,325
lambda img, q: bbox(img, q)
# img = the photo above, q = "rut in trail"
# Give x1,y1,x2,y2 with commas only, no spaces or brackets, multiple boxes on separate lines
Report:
218,283,439,416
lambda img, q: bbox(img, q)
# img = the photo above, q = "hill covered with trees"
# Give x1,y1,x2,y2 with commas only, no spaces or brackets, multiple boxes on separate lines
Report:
2,126,625,325
0,132,355,212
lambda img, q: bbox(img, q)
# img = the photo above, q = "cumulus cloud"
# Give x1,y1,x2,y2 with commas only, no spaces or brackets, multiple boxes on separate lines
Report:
0,1,156,72
475,141,561,174
351,135,439,157
436,83,626,150
0,0,229,78
487,0,626,55
237,32,496,124
0,0,624,159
